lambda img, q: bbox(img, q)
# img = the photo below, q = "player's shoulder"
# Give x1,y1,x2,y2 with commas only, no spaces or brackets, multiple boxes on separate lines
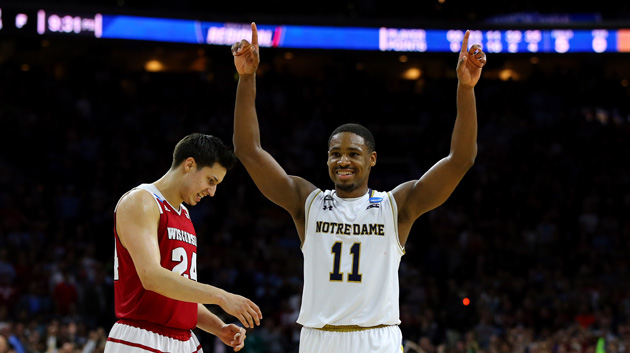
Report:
115,187,160,215
390,180,416,200
291,176,319,200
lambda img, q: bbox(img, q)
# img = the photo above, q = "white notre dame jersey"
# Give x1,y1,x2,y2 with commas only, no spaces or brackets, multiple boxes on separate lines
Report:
297,188,405,328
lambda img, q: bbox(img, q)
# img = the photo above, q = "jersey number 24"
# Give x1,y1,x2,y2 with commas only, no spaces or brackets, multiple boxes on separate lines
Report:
114,244,198,281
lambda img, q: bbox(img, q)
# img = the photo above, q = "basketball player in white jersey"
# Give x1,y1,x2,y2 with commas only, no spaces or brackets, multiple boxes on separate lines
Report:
231,23,486,353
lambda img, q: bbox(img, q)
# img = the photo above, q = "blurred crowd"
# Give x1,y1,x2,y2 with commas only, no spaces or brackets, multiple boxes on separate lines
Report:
0,36,629,353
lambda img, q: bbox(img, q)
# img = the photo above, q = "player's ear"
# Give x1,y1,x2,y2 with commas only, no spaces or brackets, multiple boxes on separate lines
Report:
370,151,377,167
184,157,196,173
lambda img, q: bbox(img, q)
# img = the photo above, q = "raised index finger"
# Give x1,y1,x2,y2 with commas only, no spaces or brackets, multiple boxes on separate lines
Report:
251,22,258,48
461,30,470,53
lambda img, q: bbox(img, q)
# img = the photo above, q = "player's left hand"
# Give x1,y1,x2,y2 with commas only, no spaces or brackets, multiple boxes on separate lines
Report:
218,324,247,352
456,30,486,87
232,22,260,75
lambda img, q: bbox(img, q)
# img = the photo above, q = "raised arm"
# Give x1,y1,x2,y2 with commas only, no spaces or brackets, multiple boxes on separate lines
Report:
116,190,262,328
393,30,486,245
232,23,316,227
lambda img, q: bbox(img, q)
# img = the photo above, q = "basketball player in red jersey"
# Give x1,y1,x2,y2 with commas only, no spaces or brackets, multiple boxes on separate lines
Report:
105,133,262,353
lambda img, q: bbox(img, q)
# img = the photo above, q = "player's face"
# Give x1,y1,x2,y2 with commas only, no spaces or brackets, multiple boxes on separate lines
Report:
183,163,227,206
327,132,376,197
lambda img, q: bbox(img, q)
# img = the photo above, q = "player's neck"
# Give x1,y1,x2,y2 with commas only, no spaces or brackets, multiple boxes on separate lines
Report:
335,185,369,199
153,171,184,208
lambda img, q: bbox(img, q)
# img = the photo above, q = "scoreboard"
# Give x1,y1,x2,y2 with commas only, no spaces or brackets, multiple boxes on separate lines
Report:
1,7,629,53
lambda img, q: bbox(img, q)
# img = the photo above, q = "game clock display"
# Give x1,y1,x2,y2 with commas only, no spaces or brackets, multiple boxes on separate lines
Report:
0,8,101,37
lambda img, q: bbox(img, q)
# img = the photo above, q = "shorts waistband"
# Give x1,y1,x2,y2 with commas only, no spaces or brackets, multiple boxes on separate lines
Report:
314,324,392,332
117,319,192,341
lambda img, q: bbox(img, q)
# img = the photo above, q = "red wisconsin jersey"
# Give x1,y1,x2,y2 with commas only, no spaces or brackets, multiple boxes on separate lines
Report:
113,184,198,330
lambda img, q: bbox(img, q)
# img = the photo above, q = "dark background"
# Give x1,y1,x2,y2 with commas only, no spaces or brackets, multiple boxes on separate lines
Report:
1,1,629,352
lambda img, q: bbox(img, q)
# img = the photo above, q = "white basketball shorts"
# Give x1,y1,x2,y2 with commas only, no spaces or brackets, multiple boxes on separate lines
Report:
299,325,403,353
105,320,202,353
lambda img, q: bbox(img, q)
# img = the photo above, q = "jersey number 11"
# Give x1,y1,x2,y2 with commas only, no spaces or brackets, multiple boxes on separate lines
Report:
330,242,362,283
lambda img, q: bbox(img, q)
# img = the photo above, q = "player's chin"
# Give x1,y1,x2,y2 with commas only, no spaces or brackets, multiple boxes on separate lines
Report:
335,181,355,192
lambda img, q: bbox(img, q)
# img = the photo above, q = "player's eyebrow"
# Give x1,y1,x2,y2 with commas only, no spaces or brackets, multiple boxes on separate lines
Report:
330,146,362,152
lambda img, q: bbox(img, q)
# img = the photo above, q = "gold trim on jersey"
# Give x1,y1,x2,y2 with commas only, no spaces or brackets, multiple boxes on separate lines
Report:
306,190,322,218
302,189,323,250
315,324,392,332
387,191,405,254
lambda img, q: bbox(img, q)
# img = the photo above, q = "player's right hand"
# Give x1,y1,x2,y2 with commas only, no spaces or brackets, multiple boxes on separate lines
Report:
232,22,260,75
220,291,262,328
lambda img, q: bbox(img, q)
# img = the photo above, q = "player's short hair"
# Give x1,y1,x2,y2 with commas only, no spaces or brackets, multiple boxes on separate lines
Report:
328,123,376,152
172,133,237,170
